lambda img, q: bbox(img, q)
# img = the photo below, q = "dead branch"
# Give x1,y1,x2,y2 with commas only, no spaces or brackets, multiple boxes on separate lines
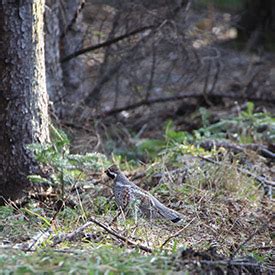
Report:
52,221,93,246
88,217,153,253
175,246,272,273
61,25,154,63
80,20,168,110
199,140,275,160
18,229,51,252
96,92,275,118
208,60,221,94
98,93,204,117
108,207,123,226
52,217,153,253
202,60,214,107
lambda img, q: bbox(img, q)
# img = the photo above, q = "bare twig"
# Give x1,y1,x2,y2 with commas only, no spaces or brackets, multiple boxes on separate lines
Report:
208,60,221,94
88,217,153,253
160,218,195,249
199,140,275,161
247,245,274,251
98,93,204,117
80,20,168,110
52,221,93,246
108,209,122,226
61,25,154,63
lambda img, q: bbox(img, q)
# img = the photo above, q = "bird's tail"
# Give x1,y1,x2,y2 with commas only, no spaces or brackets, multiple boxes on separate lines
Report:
152,197,182,223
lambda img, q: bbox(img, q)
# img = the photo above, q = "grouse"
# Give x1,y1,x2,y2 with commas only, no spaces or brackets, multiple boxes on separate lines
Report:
105,165,182,223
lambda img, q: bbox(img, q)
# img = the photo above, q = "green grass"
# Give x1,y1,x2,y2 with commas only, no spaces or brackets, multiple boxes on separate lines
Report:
0,247,172,274
1,105,273,274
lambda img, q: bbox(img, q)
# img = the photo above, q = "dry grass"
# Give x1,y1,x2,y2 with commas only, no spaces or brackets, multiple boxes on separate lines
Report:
43,154,272,264
1,142,273,273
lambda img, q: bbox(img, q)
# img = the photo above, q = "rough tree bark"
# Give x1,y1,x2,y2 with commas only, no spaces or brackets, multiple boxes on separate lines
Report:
0,0,50,204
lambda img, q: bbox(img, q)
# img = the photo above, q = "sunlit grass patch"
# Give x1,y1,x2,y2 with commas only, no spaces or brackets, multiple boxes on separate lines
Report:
0,205,44,244
0,247,173,274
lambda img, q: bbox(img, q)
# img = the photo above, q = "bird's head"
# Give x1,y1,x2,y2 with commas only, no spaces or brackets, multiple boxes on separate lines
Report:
105,164,120,179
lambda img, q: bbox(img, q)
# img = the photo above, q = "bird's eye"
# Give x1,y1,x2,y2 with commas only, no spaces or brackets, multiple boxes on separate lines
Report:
106,169,116,179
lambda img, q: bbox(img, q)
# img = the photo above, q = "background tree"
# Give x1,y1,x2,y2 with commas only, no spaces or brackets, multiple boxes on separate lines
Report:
237,0,275,51
0,0,49,204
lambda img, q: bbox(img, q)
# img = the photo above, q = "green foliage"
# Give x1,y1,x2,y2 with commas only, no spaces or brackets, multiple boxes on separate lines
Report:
165,120,193,144
136,103,274,160
249,251,272,263
27,125,110,196
137,138,166,158
0,205,44,243
5,111,268,275
93,196,117,215
151,183,171,196
0,206,13,219
195,102,275,143
137,120,195,160
199,107,211,128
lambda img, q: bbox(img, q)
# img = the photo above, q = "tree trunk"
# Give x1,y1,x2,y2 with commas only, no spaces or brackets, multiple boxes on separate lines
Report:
60,0,87,117
237,0,275,51
44,0,86,118
45,0,65,116
0,0,50,204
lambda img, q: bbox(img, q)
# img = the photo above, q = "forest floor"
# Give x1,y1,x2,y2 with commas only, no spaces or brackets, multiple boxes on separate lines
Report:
1,2,275,273
0,103,274,274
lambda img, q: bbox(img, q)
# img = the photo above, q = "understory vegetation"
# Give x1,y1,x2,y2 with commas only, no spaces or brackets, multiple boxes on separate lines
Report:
1,103,273,274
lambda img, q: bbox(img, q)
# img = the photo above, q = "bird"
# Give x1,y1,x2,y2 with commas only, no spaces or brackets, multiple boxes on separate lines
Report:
105,165,182,223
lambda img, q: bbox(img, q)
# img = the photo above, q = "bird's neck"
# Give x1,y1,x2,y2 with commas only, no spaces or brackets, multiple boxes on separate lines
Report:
115,173,129,184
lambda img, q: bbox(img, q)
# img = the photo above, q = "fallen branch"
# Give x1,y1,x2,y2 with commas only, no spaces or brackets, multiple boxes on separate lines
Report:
179,259,263,267
23,229,52,252
98,94,201,117
52,217,153,253
52,221,93,246
96,92,275,118
108,208,122,226
88,217,153,253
